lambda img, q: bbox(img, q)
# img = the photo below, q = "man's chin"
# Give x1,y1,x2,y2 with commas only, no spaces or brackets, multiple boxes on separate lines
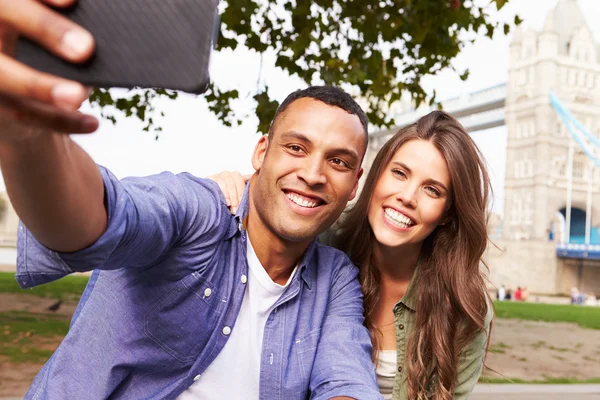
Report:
276,225,324,243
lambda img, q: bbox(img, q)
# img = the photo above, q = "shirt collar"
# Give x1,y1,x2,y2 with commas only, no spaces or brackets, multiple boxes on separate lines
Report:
396,265,419,312
233,181,316,290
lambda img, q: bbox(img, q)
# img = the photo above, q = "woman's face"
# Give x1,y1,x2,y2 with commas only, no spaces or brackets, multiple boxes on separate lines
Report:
367,139,451,250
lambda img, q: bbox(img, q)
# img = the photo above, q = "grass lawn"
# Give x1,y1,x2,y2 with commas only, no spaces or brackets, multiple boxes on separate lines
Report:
479,376,600,384
493,300,600,330
0,310,71,363
0,272,88,301
0,273,85,363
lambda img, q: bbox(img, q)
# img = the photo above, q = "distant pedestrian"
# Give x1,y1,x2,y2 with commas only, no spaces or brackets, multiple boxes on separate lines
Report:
522,287,530,302
571,287,580,304
515,287,523,301
498,285,506,301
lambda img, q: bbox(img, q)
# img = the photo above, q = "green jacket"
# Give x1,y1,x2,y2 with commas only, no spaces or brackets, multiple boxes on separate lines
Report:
390,268,493,399
318,230,492,399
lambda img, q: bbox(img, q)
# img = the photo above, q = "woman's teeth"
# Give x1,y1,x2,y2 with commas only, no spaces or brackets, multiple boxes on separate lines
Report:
384,208,414,228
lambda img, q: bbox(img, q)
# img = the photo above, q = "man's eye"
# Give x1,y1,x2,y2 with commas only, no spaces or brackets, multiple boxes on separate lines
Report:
331,158,350,168
288,145,303,153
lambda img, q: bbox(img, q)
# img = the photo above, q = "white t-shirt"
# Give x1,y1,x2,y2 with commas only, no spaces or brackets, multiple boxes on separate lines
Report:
375,350,397,400
178,237,297,400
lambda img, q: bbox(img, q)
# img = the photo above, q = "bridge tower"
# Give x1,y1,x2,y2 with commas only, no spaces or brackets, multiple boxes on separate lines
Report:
498,0,600,293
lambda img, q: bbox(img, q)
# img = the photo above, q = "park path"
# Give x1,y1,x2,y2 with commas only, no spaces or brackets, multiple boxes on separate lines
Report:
471,384,600,399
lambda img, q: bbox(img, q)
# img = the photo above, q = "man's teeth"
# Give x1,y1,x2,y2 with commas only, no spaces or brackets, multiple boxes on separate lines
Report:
287,192,319,208
384,208,414,228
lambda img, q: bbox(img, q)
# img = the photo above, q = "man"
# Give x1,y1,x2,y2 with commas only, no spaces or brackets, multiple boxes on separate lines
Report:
0,1,381,399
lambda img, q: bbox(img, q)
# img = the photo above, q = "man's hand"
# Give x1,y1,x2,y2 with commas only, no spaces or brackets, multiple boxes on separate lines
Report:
0,0,98,138
0,1,107,252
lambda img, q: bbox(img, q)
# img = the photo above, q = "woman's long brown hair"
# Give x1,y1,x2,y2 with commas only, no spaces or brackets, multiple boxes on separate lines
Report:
334,111,492,400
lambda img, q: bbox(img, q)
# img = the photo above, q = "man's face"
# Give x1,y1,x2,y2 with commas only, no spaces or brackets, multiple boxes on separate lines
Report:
249,98,366,244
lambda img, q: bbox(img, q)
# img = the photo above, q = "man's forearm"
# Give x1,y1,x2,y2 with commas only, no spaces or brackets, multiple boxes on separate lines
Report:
0,131,107,252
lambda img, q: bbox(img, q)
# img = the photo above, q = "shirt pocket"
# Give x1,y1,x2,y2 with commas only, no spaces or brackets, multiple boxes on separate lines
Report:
144,272,225,363
295,328,322,383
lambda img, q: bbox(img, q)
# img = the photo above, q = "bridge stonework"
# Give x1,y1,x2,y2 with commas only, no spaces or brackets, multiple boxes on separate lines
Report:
489,0,600,295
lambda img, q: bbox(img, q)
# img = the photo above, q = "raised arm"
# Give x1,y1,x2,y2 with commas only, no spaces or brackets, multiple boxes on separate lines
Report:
0,0,105,252
0,135,105,252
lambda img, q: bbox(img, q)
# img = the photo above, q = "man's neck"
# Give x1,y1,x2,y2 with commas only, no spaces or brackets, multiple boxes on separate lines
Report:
246,201,311,286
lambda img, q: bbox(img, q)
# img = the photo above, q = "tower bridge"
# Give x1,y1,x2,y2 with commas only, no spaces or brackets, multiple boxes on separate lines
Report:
368,0,600,295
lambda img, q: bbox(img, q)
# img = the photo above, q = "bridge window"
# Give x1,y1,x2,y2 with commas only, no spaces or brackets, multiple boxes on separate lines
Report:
573,160,584,180
528,160,534,177
568,70,575,86
524,193,533,225
511,196,523,225
528,120,535,137
578,72,585,87
552,156,566,178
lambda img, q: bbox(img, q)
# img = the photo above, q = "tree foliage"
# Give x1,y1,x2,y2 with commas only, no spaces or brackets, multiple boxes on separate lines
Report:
89,0,519,136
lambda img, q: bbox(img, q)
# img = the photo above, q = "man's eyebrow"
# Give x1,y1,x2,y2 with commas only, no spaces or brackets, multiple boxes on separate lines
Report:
279,131,312,144
391,161,449,192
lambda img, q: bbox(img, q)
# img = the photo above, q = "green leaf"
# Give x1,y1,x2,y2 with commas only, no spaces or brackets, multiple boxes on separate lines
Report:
89,0,517,135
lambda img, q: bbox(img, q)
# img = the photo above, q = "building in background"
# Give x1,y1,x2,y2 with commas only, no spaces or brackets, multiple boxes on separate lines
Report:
368,0,600,295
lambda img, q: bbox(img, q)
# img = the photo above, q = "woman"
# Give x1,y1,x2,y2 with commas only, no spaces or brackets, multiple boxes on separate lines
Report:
211,110,493,399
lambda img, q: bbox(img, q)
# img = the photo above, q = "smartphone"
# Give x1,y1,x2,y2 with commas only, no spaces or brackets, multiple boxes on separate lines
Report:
16,0,220,94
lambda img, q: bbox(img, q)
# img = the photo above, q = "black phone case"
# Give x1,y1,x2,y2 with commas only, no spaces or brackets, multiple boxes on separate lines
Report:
16,0,219,94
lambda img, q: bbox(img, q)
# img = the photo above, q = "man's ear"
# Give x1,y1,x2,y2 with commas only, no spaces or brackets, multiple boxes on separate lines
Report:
251,135,269,172
348,168,364,202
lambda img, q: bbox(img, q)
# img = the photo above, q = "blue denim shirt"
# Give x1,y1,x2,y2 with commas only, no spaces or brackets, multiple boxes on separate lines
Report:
16,167,381,400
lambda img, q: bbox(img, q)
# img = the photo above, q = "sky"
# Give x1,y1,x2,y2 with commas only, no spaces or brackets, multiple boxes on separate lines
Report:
7,0,600,216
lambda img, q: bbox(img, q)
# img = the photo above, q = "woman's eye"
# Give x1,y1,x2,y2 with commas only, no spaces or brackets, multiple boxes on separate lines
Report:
425,186,440,196
392,169,406,178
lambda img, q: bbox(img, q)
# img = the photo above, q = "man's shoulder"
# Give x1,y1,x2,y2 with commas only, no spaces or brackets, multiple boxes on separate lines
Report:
311,240,357,277
119,169,218,191
115,169,228,208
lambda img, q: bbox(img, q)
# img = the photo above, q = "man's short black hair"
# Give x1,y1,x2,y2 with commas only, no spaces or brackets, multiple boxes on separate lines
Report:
268,86,369,148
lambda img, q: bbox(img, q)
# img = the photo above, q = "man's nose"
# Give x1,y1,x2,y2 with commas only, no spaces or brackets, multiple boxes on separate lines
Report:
297,158,327,187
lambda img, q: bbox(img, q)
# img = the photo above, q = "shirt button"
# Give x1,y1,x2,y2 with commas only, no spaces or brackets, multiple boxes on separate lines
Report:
204,288,212,298
397,366,403,373
241,275,247,284
398,324,404,330
193,374,201,382
222,326,231,335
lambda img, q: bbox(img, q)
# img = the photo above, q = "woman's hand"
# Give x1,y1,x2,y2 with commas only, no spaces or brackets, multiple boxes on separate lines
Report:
207,171,252,214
